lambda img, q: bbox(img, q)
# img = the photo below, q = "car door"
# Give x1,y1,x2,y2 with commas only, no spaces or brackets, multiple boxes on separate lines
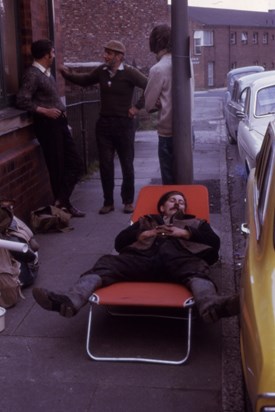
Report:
237,87,252,169
240,125,275,410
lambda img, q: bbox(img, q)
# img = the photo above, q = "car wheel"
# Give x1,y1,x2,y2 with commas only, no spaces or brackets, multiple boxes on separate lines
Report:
226,122,237,145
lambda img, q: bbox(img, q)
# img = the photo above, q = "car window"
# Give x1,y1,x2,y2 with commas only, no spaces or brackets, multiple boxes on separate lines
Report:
255,86,275,116
244,87,251,114
232,82,239,101
254,126,275,239
238,88,248,107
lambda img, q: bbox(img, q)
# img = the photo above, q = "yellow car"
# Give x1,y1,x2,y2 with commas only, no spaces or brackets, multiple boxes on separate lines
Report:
240,120,275,411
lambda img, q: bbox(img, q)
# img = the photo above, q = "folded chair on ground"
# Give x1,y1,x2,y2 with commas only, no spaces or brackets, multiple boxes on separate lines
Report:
86,184,210,364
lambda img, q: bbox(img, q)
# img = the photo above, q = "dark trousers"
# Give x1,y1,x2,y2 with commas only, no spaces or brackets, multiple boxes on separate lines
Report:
158,136,176,184
88,238,210,287
34,114,84,206
96,116,135,206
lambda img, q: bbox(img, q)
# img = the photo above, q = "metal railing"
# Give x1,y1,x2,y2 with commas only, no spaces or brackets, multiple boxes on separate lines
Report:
66,88,100,174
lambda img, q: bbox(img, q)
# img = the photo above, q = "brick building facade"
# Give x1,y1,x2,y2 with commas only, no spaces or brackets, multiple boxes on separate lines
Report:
189,7,275,89
2,2,275,220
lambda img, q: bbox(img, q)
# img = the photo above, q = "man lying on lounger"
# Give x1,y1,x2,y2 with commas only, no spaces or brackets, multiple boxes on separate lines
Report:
33,190,239,323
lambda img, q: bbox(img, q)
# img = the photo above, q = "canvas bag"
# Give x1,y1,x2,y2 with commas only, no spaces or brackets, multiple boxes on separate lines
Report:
30,205,72,233
0,248,22,308
8,217,39,288
0,205,22,307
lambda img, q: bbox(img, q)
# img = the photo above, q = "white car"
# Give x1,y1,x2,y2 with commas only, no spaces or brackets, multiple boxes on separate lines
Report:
225,66,264,101
237,75,275,172
224,71,275,144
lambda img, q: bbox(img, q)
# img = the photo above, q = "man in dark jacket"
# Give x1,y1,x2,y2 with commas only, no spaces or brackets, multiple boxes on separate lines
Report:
59,40,147,215
32,190,239,323
16,39,85,217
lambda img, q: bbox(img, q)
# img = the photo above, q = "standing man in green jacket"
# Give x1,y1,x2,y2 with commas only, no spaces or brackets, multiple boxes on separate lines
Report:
60,40,147,215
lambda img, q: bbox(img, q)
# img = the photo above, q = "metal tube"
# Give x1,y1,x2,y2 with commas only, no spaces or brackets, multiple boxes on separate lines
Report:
0,239,28,253
172,0,193,183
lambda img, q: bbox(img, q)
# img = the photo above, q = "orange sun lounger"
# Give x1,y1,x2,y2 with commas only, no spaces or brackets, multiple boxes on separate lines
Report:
86,185,209,364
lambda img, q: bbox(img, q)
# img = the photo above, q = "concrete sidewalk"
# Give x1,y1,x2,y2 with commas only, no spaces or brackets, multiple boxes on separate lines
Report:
1,94,244,412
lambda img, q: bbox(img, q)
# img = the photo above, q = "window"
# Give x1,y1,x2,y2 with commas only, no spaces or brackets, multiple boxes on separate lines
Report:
252,32,258,44
241,32,248,44
230,32,236,45
203,31,213,46
194,37,202,55
254,126,275,239
207,61,214,87
238,88,248,108
193,30,214,55
255,85,275,116
263,32,269,44
0,0,19,108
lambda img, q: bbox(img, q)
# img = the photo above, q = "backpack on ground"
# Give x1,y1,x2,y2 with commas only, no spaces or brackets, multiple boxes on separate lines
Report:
0,206,39,308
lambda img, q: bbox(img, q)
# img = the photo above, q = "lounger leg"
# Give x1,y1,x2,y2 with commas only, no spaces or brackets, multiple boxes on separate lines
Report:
86,305,193,365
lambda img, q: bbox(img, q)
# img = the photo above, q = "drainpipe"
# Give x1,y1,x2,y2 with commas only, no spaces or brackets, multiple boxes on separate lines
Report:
171,0,193,183
48,0,56,75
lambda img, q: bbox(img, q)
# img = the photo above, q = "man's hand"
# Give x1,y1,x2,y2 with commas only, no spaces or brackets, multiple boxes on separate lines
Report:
59,64,70,76
138,225,191,241
36,106,62,119
128,106,139,118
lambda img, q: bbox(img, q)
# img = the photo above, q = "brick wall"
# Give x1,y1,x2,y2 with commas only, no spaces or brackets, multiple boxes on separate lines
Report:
60,0,170,72
0,126,52,221
0,0,63,221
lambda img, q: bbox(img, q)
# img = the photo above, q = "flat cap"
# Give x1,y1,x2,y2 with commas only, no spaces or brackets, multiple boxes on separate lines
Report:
104,40,126,54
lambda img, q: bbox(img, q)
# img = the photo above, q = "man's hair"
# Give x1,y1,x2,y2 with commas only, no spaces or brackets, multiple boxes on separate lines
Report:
31,39,53,60
149,24,171,54
157,191,187,213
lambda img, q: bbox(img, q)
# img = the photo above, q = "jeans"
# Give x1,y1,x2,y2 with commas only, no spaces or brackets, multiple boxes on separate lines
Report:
158,136,175,184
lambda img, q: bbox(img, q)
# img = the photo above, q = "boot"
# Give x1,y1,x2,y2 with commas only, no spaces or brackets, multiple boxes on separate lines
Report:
186,277,240,323
32,274,102,318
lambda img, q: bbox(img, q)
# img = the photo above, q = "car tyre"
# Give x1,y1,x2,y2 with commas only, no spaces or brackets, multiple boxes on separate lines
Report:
226,122,237,145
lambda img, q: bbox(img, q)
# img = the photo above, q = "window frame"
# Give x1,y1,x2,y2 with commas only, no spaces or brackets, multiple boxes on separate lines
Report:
241,32,248,45
230,32,237,45
0,0,21,109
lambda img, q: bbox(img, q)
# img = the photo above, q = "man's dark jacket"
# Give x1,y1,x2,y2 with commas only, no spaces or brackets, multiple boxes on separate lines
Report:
114,211,220,266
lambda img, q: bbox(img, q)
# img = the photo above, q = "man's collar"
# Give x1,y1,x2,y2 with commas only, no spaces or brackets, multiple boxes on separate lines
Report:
103,62,124,73
156,49,171,62
33,61,51,77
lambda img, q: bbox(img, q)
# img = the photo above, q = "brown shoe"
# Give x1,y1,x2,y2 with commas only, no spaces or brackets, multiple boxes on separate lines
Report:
67,205,86,218
216,294,240,318
32,287,77,318
123,204,134,214
99,205,114,214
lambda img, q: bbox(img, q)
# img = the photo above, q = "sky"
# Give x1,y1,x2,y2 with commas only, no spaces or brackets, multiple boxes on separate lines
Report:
178,0,275,11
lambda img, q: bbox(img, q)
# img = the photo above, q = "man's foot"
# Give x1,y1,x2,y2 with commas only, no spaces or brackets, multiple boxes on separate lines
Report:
32,287,78,317
123,204,134,214
199,294,240,323
55,201,85,218
67,205,86,218
99,205,114,214
215,294,240,319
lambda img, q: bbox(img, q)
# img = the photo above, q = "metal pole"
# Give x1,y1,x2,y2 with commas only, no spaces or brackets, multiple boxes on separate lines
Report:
172,0,193,183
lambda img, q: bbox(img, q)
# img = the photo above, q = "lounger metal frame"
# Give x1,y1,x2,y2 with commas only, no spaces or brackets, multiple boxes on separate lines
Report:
86,282,195,364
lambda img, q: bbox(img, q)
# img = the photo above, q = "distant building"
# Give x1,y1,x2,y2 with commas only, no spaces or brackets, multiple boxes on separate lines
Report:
188,7,275,89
